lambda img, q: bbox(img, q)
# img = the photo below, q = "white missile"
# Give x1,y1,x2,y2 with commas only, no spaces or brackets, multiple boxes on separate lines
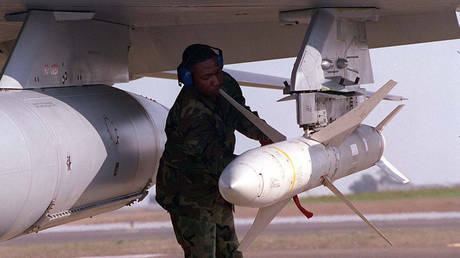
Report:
218,80,409,250
219,124,384,208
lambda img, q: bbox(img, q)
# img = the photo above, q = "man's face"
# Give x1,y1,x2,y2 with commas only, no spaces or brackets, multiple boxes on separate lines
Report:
191,57,223,98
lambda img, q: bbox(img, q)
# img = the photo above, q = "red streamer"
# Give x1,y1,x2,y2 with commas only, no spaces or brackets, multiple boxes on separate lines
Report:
293,195,313,219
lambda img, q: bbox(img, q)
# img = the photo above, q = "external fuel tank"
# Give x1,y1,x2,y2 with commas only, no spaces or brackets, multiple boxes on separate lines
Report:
0,85,167,241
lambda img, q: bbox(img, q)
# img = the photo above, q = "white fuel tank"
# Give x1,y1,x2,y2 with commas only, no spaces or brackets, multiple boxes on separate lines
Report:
0,85,167,241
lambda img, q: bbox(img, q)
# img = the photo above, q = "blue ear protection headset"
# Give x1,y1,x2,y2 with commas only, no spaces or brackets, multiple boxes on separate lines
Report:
177,45,224,87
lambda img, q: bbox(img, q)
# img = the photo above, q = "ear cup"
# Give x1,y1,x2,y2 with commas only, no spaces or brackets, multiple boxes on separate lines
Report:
217,54,224,69
182,69,193,87
178,66,193,87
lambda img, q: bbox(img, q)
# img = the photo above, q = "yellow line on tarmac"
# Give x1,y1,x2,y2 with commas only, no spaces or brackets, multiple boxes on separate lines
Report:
270,146,296,192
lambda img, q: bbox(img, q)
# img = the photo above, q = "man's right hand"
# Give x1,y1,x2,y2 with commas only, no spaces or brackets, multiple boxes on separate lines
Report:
259,138,273,146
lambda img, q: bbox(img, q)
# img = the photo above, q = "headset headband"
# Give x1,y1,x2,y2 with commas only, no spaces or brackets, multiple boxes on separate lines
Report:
181,45,223,69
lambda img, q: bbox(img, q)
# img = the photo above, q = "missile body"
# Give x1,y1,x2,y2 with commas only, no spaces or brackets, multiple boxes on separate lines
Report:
219,125,384,207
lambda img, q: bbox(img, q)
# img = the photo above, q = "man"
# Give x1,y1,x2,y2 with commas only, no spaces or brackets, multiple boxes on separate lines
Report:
156,44,270,258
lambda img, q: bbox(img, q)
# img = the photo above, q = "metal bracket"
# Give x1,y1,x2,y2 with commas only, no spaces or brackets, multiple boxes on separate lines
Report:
0,10,129,89
281,8,378,131
289,8,377,91
24,199,55,234
136,178,154,203
20,186,151,236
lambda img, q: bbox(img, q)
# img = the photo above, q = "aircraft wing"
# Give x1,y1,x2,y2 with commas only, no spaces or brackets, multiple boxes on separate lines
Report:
0,1,458,79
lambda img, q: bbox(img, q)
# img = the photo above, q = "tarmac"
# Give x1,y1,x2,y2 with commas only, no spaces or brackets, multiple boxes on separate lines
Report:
3,212,460,257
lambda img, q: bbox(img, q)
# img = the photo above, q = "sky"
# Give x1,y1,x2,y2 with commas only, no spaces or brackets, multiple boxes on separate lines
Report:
115,35,460,195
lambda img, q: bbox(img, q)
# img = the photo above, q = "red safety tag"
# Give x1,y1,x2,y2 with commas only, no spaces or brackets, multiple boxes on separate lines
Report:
293,195,313,219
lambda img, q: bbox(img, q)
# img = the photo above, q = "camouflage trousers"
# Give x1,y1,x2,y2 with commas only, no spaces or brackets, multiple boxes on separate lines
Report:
169,205,243,258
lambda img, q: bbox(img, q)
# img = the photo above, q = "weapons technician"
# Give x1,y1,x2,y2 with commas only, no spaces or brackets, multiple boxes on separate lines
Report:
155,44,271,258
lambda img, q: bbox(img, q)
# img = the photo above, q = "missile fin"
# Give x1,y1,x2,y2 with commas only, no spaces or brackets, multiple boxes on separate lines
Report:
222,69,287,90
238,198,290,251
375,104,405,132
311,80,397,147
219,89,287,142
151,69,288,90
277,94,296,102
376,156,410,184
321,176,393,246
365,90,408,101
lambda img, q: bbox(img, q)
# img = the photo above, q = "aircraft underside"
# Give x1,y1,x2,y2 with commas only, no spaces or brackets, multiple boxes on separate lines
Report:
0,1,458,251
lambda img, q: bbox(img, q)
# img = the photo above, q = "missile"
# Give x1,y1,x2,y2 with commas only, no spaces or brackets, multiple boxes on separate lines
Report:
219,124,384,208
218,80,409,250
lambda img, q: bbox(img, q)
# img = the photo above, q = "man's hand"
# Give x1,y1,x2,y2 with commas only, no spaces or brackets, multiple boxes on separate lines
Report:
259,138,273,146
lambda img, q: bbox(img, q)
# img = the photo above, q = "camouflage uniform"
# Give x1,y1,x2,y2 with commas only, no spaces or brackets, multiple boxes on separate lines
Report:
156,72,267,257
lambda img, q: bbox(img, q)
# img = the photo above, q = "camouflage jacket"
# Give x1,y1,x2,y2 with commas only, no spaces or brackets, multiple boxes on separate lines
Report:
156,72,267,222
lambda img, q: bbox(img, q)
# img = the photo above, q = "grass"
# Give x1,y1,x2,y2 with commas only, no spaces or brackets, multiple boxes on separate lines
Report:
250,230,460,250
299,186,460,204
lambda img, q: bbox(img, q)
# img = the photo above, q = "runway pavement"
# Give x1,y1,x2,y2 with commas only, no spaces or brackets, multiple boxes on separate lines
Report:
2,212,460,258
71,248,460,258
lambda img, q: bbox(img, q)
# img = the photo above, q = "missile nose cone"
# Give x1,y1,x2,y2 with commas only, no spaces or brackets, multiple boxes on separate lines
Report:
219,163,262,206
